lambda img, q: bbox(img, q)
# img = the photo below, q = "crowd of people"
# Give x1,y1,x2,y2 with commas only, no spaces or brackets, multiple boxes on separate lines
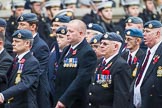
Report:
0,0,162,108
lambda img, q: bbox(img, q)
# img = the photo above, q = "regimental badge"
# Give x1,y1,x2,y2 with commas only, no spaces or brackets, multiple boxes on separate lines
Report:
153,15,156,18
104,33,108,38
61,29,65,34
55,18,59,22
18,33,22,38
88,23,93,28
148,23,153,29
157,66,162,77
127,31,131,35
128,19,132,23
93,39,97,43
20,16,24,21
67,11,72,16
116,31,120,35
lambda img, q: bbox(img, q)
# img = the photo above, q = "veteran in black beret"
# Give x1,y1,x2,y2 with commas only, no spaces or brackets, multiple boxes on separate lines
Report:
0,29,40,108
90,34,103,60
48,26,69,107
122,28,145,79
129,20,162,108
86,23,104,43
88,32,132,108
17,13,51,108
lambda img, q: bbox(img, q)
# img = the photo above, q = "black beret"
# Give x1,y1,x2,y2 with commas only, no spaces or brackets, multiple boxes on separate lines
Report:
52,15,71,23
87,23,105,34
12,29,33,39
56,26,67,35
125,17,143,24
125,28,143,38
144,20,162,29
90,34,103,44
17,13,38,22
0,18,7,27
101,32,123,43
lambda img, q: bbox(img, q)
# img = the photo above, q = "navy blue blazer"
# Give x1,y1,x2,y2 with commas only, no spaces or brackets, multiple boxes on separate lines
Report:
2,52,39,108
54,38,97,108
31,33,51,108
129,42,162,108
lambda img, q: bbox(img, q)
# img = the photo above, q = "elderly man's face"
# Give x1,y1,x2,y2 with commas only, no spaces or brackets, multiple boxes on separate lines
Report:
125,35,139,51
0,27,5,34
143,28,160,48
100,40,115,58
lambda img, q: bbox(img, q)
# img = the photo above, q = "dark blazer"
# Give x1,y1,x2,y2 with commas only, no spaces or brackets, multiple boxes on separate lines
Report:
129,42,162,108
2,52,39,108
121,48,145,78
31,33,51,108
0,49,13,108
0,49,13,91
54,39,97,108
88,54,132,108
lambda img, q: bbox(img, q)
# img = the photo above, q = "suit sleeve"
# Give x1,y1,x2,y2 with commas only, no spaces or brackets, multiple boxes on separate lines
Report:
59,50,97,107
0,58,13,83
113,61,132,108
34,45,49,74
2,60,40,100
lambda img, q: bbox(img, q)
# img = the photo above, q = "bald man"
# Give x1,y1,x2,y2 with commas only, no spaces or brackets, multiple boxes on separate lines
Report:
54,20,97,108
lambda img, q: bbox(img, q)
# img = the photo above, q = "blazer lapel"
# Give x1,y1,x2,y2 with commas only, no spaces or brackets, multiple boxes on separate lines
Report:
142,42,162,85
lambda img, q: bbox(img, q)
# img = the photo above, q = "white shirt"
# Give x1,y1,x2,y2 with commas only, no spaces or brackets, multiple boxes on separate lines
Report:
133,41,162,107
127,48,139,64
104,52,118,64
17,51,30,62
0,48,4,54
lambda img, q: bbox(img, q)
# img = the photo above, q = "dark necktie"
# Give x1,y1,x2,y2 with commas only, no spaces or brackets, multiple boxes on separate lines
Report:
7,57,19,80
128,54,132,65
66,47,74,57
136,50,151,86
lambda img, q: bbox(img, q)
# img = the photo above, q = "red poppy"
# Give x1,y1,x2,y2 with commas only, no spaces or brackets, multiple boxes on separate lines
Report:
133,56,138,64
72,50,77,55
102,70,110,75
153,55,160,64
20,59,26,64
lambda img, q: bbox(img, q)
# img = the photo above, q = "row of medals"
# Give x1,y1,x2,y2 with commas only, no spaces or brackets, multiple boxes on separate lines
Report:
63,58,78,68
96,74,112,88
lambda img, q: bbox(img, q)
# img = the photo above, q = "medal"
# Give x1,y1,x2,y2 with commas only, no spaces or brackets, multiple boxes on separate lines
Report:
157,66,162,77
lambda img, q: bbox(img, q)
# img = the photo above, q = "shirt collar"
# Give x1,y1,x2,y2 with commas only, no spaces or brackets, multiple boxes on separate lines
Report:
129,48,139,59
0,48,4,54
71,40,83,50
104,52,118,64
149,40,162,56
33,33,37,38
17,51,30,62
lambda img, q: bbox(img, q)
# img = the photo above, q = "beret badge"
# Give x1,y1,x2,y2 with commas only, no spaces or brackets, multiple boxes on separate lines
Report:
104,34,108,38
148,23,153,29
127,31,131,35
61,29,65,34
128,19,132,23
88,23,93,28
20,16,24,21
67,12,72,16
18,33,22,38
93,39,97,43
55,18,59,22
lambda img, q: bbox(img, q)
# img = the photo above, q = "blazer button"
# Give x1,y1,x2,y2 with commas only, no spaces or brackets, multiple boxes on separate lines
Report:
92,83,95,85
152,85,155,87
150,94,153,96
89,103,92,106
89,92,92,96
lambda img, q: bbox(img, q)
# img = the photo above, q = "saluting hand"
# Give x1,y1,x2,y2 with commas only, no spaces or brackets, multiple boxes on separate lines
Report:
55,101,65,108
